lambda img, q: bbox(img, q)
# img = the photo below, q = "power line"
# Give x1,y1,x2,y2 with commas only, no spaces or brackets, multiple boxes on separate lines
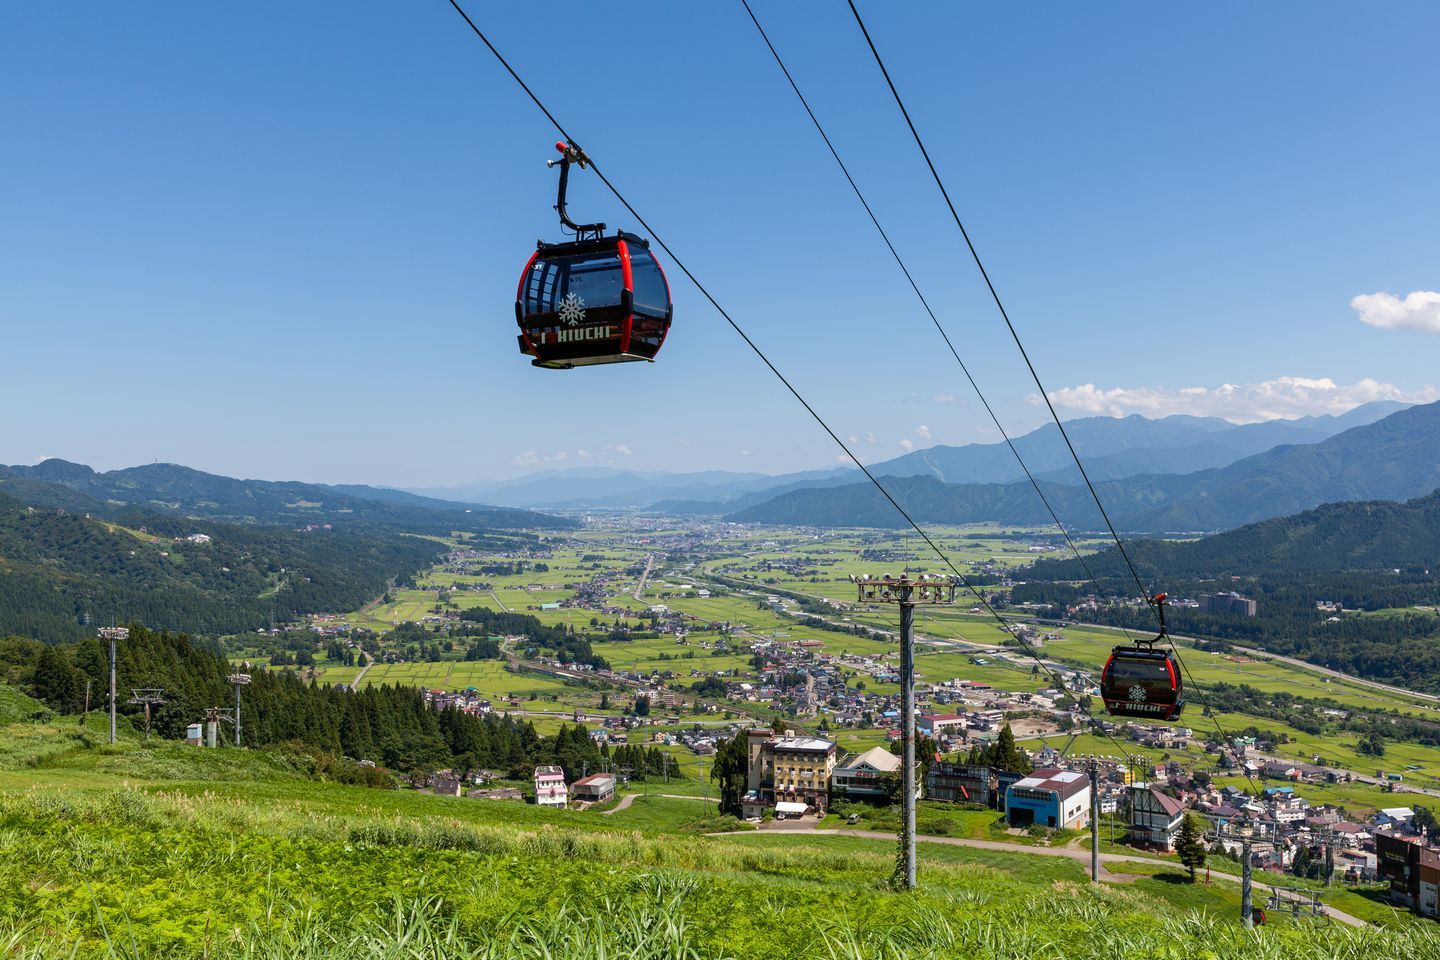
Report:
441,0,1147,775
738,0,1134,645
843,0,1156,621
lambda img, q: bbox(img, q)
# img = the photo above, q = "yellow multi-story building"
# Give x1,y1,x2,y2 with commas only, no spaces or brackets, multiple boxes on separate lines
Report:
742,729,837,817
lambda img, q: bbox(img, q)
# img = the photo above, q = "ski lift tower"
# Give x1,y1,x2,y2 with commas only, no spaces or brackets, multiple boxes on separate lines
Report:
98,627,129,745
126,688,166,742
851,574,958,890
1210,818,1277,928
227,672,251,747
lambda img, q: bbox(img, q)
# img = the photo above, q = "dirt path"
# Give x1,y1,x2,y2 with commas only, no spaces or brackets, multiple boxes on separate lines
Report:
707,828,1368,927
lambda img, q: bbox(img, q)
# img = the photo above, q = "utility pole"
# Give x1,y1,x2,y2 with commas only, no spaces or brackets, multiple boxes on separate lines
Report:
227,672,251,747
127,688,166,742
852,574,957,891
99,627,129,745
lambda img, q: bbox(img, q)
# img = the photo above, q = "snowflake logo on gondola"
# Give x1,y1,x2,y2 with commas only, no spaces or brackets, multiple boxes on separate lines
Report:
1128,683,1148,703
558,291,587,326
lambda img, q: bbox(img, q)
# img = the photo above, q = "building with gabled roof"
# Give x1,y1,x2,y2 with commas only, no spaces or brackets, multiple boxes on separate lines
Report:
1130,783,1186,848
831,746,900,801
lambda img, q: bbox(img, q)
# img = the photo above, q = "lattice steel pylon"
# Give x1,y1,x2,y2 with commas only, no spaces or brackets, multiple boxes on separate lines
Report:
851,574,957,890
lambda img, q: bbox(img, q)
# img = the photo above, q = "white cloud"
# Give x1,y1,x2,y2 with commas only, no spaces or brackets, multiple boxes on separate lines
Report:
512,450,576,467
915,425,932,441
613,444,633,456
899,439,915,451
865,432,877,445
932,392,960,404
848,434,860,445
739,448,752,456
576,449,591,459
1037,376,1438,423
1352,290,1440,333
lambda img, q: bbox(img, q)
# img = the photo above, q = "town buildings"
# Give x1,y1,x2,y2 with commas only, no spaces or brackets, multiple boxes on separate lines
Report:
926,762,1016,808
1128,783,1186,848
534,765,568,807
831,746,900,801
1199,592,1257,617
742,729,837,816
1377,832,1440,917
571,772,616,803
1005,767,1090,830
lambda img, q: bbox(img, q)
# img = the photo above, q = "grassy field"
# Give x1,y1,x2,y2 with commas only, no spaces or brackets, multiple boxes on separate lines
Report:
5,672,1439,957
5,740,1437,957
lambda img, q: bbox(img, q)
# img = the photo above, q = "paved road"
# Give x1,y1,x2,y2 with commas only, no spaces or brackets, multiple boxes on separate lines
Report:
602,792,709,815
633,554,656,602
708,827,1367,927
350,657,373,687
603,792,638,814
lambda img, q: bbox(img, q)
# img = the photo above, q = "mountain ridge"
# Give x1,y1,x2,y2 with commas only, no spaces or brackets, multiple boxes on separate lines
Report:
0,460,572,534
725,400,1440,533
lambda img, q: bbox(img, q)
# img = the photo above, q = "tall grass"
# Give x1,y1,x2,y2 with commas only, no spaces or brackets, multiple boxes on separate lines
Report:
3,791,1440,959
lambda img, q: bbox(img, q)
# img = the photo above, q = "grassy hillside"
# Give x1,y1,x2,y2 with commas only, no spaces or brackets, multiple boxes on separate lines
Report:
1,690,1437,958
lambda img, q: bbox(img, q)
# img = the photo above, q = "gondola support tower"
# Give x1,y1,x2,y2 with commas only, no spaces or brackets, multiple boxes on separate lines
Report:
99,627,129,745
228,672,251,747
852,574,957,890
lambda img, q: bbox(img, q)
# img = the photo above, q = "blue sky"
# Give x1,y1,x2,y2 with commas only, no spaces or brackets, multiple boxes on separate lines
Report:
3,1,1438,487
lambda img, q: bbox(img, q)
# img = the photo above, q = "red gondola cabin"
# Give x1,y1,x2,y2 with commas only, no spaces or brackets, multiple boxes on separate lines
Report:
516,232,672,369
1100,646,1184,721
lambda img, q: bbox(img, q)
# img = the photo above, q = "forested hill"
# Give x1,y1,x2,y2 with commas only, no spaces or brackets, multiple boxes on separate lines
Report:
1031,488,1440,581
1016,490,1440,690
0,492,444,642
0,460,573,535
727,399,1440,533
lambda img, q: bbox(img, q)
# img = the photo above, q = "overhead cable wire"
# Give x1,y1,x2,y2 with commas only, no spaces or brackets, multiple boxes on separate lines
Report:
842,0,1261,792
441,0,1146,773
843,0,1156,622
739,0,1135,645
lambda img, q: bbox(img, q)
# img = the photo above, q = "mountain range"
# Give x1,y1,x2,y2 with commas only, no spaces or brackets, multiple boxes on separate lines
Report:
0,460,572,535
417,401,1407,514
725,400,1440,533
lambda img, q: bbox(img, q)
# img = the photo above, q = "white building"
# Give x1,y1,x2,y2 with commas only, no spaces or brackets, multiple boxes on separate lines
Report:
534,765,568,807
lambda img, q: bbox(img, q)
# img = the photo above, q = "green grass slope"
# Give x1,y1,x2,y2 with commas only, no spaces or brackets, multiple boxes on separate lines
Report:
0,691,1436,959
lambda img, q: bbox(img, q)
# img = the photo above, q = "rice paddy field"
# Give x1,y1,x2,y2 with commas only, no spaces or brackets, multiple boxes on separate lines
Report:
299,520,1440,819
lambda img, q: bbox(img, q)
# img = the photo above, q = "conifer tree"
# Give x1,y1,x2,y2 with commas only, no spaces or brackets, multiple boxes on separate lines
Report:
1176,813,1207,882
